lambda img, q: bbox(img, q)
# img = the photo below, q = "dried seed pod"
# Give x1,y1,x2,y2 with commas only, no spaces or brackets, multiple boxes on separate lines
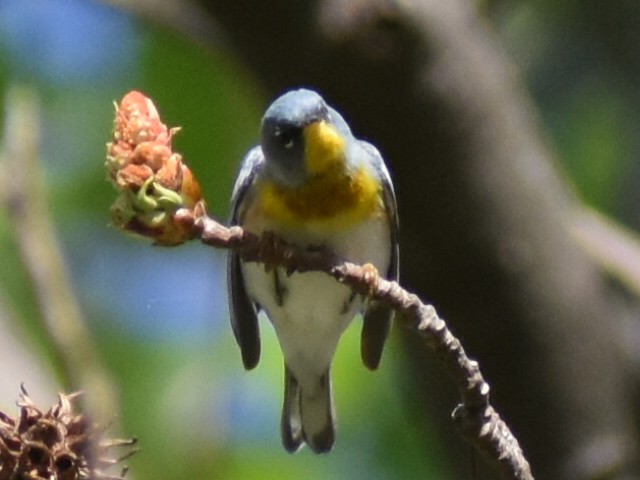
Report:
0,386,137,480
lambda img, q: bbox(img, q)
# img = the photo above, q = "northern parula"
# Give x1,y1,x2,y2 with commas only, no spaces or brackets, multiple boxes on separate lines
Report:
227,89,399,453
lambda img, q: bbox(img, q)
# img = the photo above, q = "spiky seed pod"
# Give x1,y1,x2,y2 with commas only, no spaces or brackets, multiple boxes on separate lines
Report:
0,386,137,480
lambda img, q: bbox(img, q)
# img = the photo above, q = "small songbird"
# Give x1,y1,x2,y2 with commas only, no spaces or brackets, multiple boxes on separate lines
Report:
227,89,399,453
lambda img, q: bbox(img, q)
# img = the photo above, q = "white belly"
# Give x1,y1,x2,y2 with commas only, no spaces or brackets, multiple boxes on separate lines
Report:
241,215,391,387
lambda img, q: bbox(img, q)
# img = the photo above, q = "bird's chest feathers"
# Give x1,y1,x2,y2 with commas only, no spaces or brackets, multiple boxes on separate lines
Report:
256,163,381,232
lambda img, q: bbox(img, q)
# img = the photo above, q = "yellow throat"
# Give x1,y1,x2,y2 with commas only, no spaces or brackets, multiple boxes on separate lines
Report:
258,120,381,231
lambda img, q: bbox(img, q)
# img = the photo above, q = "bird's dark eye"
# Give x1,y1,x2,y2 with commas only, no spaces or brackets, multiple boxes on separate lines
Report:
275,126,301,150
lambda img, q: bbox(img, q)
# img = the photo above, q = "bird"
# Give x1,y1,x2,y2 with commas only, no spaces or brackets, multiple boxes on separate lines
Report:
227,88,399,453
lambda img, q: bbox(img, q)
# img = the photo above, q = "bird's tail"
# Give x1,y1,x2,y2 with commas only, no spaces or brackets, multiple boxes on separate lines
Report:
281,364,335,453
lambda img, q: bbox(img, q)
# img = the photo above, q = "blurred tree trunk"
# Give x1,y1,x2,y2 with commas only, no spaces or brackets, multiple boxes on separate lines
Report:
117,0,640,477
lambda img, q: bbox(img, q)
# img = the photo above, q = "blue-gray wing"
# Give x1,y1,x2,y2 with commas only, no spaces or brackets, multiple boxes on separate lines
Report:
227,146,264,370
359,141,399,370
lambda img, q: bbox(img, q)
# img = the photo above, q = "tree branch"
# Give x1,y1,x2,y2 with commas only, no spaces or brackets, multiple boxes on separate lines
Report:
189,210,533,479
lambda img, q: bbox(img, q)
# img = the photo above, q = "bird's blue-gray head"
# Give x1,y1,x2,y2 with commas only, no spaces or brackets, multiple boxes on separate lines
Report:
260,89,351,188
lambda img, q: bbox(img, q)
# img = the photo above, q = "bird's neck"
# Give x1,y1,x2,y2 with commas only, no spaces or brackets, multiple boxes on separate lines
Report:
256,164,382,232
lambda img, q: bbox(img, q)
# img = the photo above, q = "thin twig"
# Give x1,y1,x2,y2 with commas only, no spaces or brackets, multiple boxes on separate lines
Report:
173,209,534,479
0,85,120,424
570,206,640,298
